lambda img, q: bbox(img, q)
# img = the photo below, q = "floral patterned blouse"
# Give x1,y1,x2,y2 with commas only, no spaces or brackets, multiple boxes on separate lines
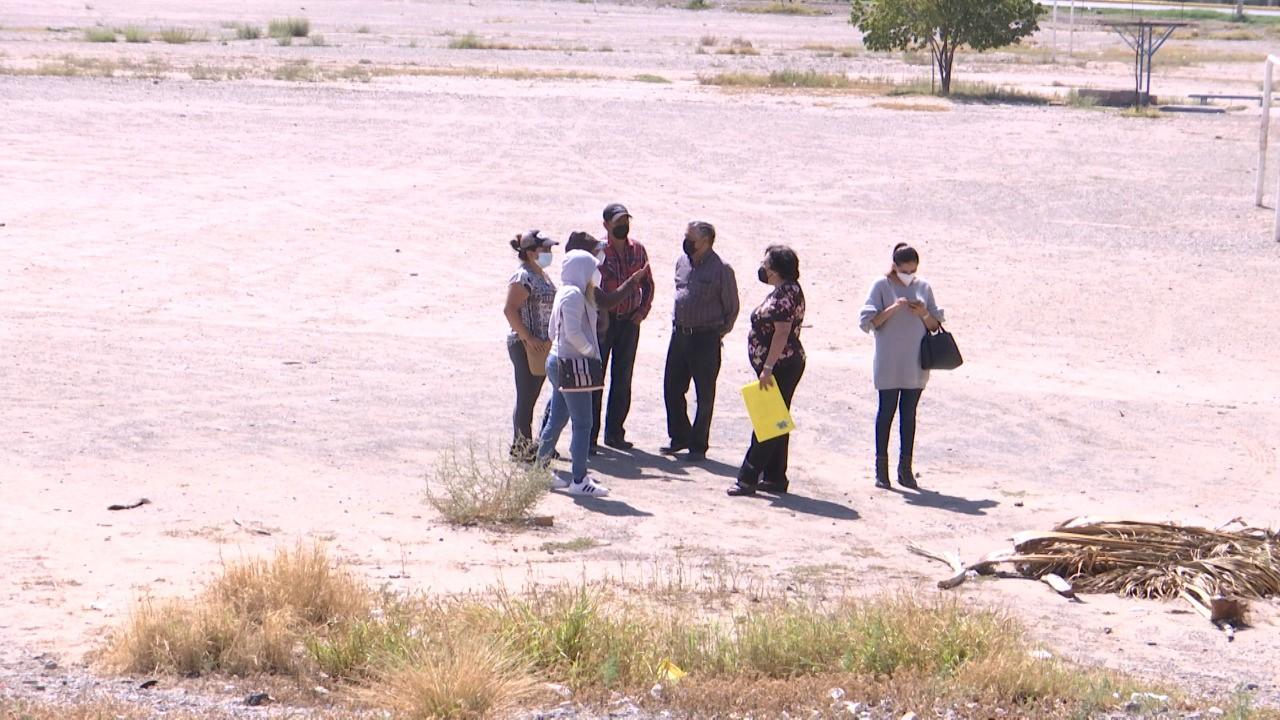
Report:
748,281,805,372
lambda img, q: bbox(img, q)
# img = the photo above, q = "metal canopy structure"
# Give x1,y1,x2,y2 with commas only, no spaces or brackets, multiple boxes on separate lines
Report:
1100,20,1191,107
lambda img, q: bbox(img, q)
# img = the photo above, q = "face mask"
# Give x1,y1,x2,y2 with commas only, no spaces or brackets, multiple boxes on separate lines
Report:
896,271,915,285
611,223,629,240
592,269,603,287
536,252,553,269
757,267,770,284
595,251,605,263
682,238,696,257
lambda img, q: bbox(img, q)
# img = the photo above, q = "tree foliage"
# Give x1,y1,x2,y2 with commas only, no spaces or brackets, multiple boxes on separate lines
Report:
850,0,1042,95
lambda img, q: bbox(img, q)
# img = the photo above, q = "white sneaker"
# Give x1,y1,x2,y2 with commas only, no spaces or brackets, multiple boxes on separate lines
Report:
567,476,610,497
549,474,571,490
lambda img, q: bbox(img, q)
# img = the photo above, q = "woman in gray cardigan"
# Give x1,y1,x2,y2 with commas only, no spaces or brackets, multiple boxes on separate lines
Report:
859,243,944,490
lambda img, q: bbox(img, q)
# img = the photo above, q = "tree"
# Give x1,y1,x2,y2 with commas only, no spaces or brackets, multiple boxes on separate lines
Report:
850,0,1042,95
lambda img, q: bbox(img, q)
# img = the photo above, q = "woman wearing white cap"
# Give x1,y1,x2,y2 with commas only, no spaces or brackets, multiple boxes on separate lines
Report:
536,249,611,496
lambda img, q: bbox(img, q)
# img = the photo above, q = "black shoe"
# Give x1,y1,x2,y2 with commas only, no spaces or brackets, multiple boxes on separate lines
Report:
758,480,789,494
726,482,757,497
604,437,634,451
685,450,706,462
551,450,562,461
660,442,689,455
898,458,918,489
875,456,891,489
589,444,601,456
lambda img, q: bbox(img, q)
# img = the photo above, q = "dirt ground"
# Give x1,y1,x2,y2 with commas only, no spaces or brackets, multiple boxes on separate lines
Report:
2,0,1280,711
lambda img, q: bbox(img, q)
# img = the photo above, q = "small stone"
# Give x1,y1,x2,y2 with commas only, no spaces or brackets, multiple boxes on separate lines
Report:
546,683,573,700
841,701,862,715
139,679,159,690
649,683,664,700
829,687,846,701
313,686,330,696
1245,682,1259,691
901,713,918,720
1208,708,1225,717
245,692,273,707
43,660,58,670
1028,649,1053,660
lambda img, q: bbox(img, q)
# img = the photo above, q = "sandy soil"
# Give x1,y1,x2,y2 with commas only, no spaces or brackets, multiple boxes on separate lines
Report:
2,0,1280,710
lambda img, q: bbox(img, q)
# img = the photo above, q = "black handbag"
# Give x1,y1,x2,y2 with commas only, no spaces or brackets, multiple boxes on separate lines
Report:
920,324,963,370
558,356,604,392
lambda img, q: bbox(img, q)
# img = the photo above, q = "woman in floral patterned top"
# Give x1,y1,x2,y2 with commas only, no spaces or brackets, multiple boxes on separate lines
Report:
503,230,558,462
728,245,806,497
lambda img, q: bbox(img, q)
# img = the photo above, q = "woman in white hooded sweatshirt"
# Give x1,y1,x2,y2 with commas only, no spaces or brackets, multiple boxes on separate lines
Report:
537,250,610,496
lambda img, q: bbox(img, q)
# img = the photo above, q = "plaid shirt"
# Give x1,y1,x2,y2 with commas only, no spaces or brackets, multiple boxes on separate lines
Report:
599,239,655,319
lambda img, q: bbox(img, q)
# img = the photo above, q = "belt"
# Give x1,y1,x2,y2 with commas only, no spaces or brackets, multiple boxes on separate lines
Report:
674,325,720,336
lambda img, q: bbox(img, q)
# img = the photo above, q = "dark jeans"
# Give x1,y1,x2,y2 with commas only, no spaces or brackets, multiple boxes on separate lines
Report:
740,359,805,487
876,388,923,460
663,330,722,453
591,317,641,444
508,341,547,452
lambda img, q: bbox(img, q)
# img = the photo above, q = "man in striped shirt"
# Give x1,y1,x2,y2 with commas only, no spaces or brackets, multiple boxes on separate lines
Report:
593,203,655,452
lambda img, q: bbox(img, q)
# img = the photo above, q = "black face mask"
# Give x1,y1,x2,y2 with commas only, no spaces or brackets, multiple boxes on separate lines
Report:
611,223,629,240
682,238,696,257
757,267,770,284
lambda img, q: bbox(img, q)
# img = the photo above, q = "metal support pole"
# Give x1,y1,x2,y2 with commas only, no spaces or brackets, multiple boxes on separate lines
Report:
1257,60,1273,207
1052,0,1059,62
1069,0,1076,56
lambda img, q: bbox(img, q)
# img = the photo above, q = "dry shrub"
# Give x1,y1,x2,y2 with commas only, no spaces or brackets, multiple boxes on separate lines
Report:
106,544,371,676
426,442,549,525
378,639,542,720
269,17,310,38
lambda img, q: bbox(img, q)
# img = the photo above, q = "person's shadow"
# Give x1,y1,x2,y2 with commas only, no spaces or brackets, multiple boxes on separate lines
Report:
765,492,860,521
895,487,998,516
591,448,739,481
569,495,654,517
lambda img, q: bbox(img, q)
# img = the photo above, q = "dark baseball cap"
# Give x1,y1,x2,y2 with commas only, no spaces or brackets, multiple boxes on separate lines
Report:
517,229,558,251
602,203,631,223
566,231,606,255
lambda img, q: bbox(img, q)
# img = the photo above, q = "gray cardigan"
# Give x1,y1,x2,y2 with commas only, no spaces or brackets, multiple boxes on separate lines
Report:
859,276,945,390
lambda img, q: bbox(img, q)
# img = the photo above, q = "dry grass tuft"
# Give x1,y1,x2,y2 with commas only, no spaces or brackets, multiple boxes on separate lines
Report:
717,37,758,56
106,543,371,677
122,25,149,43
377,639,543,720
83,26,116,42
739,1,825,16
234,23,262,40
633,73,671,84
158,28,202,44
700,69,855,89
269,16,310,38
425,441,549,525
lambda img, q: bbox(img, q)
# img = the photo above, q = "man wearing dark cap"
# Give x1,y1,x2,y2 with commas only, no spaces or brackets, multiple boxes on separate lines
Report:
593,204,655,452
662,221,739,462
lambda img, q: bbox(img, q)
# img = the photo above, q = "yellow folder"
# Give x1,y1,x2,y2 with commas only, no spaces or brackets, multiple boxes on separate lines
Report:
740,380,796,442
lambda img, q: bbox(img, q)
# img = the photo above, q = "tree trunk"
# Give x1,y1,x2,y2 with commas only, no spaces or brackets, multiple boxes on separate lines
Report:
1236,0,1245,20
939,46,955,95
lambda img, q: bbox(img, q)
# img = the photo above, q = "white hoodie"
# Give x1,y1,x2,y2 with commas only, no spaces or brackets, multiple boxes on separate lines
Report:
550,250,601,361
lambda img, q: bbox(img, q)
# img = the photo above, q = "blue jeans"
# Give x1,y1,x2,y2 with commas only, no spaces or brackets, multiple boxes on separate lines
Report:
538,356,593,482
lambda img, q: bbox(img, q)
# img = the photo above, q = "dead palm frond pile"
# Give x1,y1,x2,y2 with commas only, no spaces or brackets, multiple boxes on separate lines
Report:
910,518,1280,636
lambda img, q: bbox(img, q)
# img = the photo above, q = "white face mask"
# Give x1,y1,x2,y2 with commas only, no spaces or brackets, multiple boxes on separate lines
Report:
896,271,915,285
595,251,605,263
592,269,603,287
536,252,553,269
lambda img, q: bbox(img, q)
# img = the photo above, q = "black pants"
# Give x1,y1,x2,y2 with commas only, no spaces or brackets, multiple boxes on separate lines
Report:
876,388,923,460
663,330,722,453
508,341,547,451
591,317,641,444
740,359,805,486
